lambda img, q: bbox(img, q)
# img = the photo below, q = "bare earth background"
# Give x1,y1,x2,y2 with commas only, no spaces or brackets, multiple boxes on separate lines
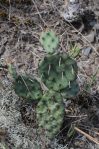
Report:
0,0,99,149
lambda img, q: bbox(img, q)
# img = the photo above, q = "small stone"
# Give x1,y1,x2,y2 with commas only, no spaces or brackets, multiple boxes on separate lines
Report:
82,47,92,57
61,1,80,22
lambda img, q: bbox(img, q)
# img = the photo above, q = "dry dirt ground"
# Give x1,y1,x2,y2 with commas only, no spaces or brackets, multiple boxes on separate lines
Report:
0,0,99,149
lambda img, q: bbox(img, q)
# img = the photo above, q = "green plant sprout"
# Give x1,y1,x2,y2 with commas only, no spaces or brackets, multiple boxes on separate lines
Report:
69,44,80,58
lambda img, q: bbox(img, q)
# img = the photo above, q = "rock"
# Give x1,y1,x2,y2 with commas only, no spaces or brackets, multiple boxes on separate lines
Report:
61,0,80,22
82,47,92,57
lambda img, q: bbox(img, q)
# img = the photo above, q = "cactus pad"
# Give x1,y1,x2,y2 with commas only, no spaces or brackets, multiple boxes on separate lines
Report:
13,75,42,101
38,53,78,91
36,91,64,139
61,80,79,98
40,31,59,53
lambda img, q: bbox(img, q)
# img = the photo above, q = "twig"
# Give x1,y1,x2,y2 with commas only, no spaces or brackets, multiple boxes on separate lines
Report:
8,0,11,21
66,114,87,118
74,127,99,145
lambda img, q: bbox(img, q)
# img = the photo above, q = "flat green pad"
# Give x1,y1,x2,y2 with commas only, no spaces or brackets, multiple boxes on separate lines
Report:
61,80,79,98
13,75,42,101
36,91,64,139
40,31,59,53
38,53,78,91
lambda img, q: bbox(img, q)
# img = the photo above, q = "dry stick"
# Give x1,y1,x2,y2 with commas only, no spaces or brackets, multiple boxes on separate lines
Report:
94,132,99,136
66,114,87,118
8,0,11,21
74,127,99,145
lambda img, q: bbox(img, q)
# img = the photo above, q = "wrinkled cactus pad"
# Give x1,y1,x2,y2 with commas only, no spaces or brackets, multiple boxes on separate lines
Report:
40,30,59,53
38,53,78,91
61,80,79,98
13,75,42,100
36,90,64,139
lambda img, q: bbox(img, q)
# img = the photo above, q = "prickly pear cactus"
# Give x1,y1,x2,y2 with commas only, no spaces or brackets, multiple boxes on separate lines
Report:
36,91,64,139
13,75,42,101
40,30,59,53
61,80,79,98
38,53,78,91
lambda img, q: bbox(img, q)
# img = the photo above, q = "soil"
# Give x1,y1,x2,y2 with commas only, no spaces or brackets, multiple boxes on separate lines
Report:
0,0,99,149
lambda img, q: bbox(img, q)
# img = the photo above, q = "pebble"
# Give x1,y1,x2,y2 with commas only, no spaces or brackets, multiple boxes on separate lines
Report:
61,1,80,22
82,47,92,57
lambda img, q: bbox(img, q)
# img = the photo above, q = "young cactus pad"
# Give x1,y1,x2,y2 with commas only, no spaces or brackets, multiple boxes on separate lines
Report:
40,31,59,53
36,91,64,139
13,75,42,101
38,53,78,91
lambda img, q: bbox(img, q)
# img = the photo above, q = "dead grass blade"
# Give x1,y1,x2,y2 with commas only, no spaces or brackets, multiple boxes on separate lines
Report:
74,127,99,145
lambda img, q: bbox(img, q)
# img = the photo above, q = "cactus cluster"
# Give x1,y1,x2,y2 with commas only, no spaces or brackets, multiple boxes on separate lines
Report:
40,30,59,53
10,30,79,139
36,91,64,139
